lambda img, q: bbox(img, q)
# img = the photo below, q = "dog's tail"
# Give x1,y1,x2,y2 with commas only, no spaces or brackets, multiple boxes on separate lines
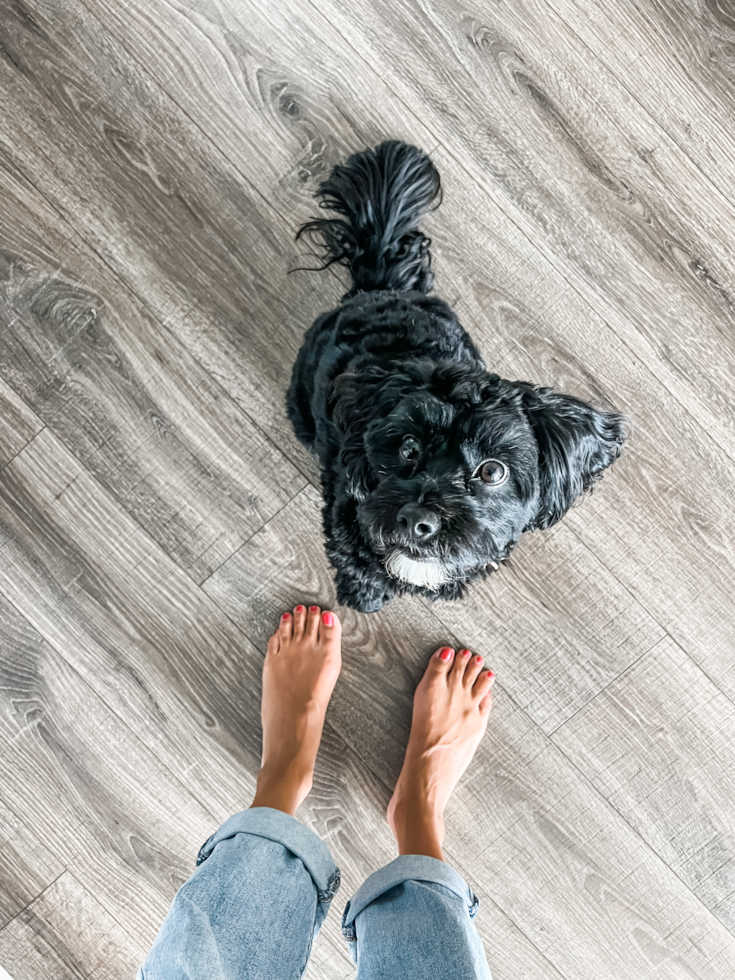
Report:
296,141,441,296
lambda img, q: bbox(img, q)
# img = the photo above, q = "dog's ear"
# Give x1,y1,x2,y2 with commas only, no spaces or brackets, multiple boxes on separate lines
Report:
518,384,629,530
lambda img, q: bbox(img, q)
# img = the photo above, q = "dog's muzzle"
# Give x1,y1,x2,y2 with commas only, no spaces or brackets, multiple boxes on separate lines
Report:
383,548,450,590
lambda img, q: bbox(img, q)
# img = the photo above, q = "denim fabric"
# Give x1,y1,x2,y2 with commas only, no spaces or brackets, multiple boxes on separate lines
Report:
138,807,492,980
343,855,491,979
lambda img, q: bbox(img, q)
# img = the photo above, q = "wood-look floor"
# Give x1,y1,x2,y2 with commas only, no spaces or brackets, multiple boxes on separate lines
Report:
1,0,735,977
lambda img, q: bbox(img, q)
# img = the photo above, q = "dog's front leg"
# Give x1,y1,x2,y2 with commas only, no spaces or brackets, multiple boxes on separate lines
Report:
333,561,395,613
328,529,396,613
323,487,396,613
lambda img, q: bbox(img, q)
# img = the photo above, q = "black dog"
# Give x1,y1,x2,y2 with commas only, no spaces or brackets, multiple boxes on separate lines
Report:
288,142,627,613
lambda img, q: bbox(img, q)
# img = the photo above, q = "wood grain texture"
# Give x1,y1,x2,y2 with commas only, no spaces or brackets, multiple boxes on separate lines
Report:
304,0,735,462
0,873,145,980
0,156,306,583
553,635,735,933
0,427,567,980
71,0,735,712
0,430,380,972
0,378,43,471
0,799,63,931
0,588,214,948
442,688,735,980
547,0,735,205
204,486,735,979
422,145,735,709
96,0,735,464
0,0,344,465
0,429,575,979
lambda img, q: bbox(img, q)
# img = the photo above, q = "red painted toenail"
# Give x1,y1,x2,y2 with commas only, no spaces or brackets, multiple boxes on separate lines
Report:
282,612,290,619
295,605,305,613
439,647,453,661
309,606,319,612
322,612,334,626
461,649,471,657
487,670,495,677
475,655,483,663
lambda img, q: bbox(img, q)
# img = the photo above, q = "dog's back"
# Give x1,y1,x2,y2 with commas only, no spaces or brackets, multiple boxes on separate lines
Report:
288,143,479,455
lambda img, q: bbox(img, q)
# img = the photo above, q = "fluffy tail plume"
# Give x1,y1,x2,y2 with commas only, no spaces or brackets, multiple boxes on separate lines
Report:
296,141,441,296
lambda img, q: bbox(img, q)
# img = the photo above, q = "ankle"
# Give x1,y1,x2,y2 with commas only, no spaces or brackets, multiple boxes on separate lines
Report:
388,795,446,861
250,764,313,816
393,808,445,861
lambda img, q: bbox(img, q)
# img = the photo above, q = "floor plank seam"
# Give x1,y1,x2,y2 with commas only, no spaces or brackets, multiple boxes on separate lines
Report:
458,326,735,715
3,2,735,974
539,734,735,942
0,425,47,478
197,486,320,589
0,560,226,831
0,870,66,939
544,634,671,738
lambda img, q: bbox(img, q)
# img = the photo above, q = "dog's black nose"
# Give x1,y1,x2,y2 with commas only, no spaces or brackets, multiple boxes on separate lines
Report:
396,503,441,542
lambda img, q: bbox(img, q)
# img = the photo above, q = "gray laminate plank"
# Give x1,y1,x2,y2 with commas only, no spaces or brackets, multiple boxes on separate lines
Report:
552,635,735,934
0,156,306,584
0,428,564,979
0,378,43,471
0,873,145,980
204,485,735,980
0,799,64,931
3,1,735,975
0,0,343,468
547,0,735,208
442,687,735,980
0,588,213,952
422,145,735,709
0,437,361,976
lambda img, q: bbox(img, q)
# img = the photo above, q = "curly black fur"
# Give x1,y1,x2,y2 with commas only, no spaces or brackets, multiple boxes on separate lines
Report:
288,141,628,612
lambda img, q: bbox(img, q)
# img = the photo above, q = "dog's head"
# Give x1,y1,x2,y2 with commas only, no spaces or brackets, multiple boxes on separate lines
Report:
332,360,627,590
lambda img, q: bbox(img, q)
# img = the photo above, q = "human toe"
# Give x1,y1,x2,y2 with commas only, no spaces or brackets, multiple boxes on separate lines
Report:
430,647,455,678
305,605,321,641
450,648,472,681
464,653,485,687
473,668,495,698
318,609,341,646
278,610,293,641
266,630,281,658
292,604,307,638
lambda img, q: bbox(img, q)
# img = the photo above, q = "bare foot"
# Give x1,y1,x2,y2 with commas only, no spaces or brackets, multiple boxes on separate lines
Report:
250,605,342,816
387,647,494,860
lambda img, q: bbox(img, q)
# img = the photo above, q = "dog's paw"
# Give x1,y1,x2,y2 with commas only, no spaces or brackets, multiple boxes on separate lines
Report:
352,593,391,613
336,576,393,613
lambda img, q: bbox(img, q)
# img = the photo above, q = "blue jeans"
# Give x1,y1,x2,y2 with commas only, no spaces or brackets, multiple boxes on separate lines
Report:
139,807,492,979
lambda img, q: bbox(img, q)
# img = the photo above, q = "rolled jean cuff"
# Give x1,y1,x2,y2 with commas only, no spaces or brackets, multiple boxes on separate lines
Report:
341,854,479,940
197,807,341,906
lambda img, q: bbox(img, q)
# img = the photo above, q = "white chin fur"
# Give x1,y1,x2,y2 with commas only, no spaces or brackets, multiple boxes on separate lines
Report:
384,549,450,590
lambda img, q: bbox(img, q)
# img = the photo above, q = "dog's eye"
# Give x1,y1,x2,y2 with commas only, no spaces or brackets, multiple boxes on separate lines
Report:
400,435,421,460
478,459,508,486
